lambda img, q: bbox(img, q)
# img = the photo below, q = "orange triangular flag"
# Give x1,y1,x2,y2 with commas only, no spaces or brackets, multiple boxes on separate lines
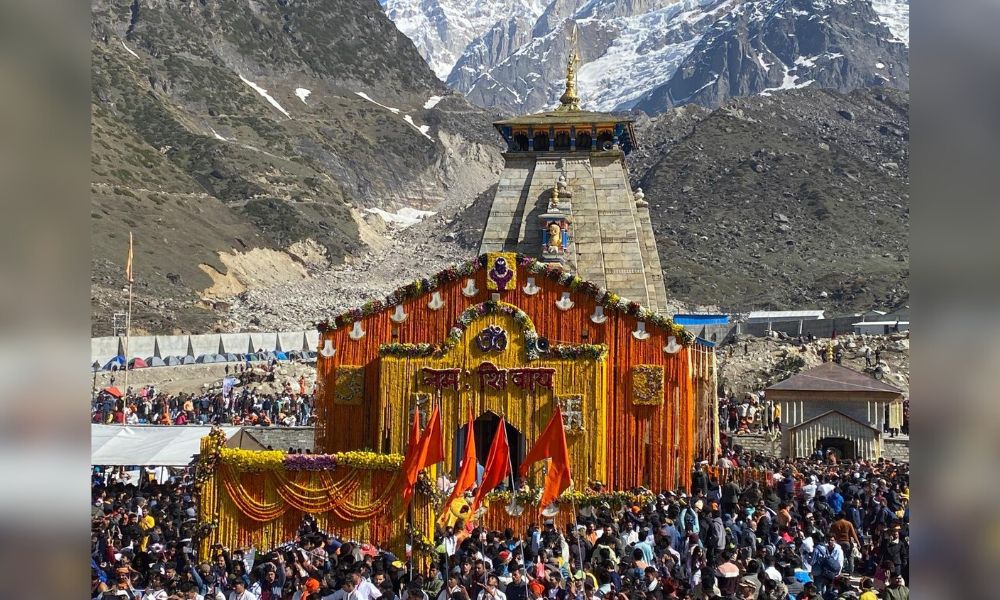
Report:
471,418,511,514
403,404,444,504
520,406,572,512
443,408,477,512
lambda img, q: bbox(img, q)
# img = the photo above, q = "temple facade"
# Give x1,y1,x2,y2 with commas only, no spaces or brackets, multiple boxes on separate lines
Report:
479,42,669,313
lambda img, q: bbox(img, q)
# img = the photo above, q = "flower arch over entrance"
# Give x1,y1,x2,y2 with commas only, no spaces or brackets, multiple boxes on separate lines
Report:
453,410,526,486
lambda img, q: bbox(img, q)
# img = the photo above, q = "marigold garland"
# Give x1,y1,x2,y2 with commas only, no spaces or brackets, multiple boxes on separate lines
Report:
218,448,404,473
316,253,694,346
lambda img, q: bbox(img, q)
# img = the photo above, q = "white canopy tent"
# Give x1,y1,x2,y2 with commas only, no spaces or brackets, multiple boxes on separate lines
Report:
91,425,242,466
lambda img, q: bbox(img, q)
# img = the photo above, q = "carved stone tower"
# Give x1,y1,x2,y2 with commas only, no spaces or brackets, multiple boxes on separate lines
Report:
479,31,669,312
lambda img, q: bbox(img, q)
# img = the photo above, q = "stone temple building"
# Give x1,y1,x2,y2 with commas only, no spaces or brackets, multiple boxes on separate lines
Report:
478,42,669,313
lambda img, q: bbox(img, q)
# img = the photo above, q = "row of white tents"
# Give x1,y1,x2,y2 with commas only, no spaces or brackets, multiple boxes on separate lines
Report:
91,331,321,370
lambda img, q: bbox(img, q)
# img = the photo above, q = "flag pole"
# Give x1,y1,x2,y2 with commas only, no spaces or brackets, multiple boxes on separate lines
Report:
122,231,134,415
503,424,529,600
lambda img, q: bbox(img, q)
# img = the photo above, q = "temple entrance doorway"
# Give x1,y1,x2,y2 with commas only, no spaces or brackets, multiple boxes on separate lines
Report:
454,411,525,486
816,437,857,460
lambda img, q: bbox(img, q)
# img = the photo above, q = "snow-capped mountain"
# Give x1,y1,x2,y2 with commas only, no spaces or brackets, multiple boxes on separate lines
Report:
383,0,909,115
634,0,909,112
384,0,549,80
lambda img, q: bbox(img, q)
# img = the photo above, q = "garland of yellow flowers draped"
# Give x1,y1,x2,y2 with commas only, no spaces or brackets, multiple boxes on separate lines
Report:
197,434,433,555
218,465,402,521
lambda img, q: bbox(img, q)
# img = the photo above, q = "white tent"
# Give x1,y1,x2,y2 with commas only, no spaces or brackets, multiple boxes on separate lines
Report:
91,425,242,466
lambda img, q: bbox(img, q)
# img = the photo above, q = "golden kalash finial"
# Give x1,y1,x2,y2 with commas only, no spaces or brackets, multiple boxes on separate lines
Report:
556,23,581,112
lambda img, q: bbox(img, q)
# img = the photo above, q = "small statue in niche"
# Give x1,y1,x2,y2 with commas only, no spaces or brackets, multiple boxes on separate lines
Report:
547,221,563,253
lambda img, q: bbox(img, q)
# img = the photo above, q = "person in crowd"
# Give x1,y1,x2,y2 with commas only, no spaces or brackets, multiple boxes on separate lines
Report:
92,445,909,600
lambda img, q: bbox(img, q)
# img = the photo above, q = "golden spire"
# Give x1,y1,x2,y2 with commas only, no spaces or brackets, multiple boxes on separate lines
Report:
556,23,581,112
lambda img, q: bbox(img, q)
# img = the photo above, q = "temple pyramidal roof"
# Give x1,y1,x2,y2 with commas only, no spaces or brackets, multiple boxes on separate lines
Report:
479,25,667,313
766,362,903,395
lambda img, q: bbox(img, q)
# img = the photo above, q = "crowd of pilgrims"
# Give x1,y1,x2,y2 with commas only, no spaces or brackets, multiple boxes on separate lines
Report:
92,449,909,600
91,382,315,427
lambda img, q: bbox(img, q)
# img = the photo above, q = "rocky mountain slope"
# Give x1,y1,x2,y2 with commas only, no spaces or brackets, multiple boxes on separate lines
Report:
229,87,909,333
90,0,503,335
634,0,908,112
384,0,910,115
384,0,548,81
630,86,909,312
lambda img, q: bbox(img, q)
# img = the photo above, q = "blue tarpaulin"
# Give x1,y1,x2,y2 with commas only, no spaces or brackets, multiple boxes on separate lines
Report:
673,314,730,326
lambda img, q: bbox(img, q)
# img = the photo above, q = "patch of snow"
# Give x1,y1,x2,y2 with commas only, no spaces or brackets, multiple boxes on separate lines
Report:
423,95,443,109
365,206,436,228
355,92,401,114
402,115,434,141
122,41,140,59
294,88,311,104
826,52,844,60
794,55,820,68
871,0,909,45
756,51,772,70
761,62,815,94
210,128,227,142
876,62,886,69
239,75,290,118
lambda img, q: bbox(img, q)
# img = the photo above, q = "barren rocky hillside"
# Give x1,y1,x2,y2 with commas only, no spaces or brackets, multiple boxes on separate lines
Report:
90,0,502,335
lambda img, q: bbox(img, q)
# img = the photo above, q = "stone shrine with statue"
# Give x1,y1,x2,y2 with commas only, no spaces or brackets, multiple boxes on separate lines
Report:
480,30,669,313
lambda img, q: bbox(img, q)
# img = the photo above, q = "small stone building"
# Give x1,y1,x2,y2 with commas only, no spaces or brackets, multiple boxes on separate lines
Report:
767,363,904,459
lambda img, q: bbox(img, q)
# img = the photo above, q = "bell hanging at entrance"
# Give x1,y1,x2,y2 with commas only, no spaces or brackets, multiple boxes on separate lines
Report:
590,305,607,324
390,304,408,323
461,278,479,298
664,336,682,354
505,496,525,517
555,292,574,311
428,291,445,310
349,321,366,340
632,321,650,340
522,277,540,296
320,339,336,358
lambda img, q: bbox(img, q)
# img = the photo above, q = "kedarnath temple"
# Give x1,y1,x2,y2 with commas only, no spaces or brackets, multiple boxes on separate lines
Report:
195,44,719,556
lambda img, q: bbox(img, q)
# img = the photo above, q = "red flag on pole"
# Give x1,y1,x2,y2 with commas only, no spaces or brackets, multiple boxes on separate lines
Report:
520,406,572,512
471,417,511,513
403,404,444,504
443,408,477,512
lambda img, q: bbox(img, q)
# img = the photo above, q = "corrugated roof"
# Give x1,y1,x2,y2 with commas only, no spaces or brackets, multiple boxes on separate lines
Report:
747,310,825,320
766,362,903,394
852,321,909,326
789,410,881,432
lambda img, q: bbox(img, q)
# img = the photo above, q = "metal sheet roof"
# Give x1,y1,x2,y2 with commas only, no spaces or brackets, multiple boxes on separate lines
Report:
766,363,903,395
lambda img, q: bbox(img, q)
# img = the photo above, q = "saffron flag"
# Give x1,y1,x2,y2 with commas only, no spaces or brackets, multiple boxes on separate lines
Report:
520,406,572,512
401,409,423,503
471,418,511,513
443,409,477,513
125,231,134,283
403,404,444,504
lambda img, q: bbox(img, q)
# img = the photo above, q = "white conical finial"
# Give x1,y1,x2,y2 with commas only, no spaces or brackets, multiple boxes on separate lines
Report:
590,305,607,324
522,277,540,296
632,321,650,340
461,278,479,298
428,291,445,310
555,292,574,311
664,336,682,354
349,321,366,340
391,304,408,323
320,339,336,357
